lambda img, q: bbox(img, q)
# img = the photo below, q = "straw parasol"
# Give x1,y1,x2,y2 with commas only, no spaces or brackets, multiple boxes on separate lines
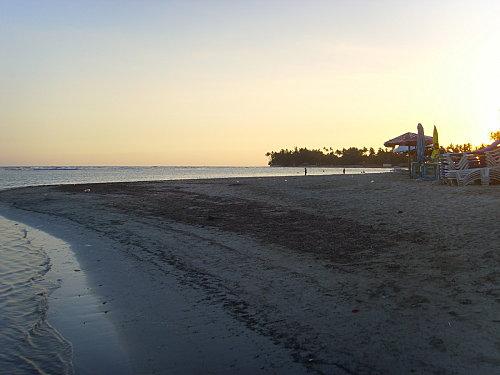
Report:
384,129,433,176
384,132,433,148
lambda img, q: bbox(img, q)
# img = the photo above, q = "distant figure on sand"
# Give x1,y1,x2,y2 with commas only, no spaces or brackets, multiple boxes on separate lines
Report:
304,167,307,176
343,168,346,174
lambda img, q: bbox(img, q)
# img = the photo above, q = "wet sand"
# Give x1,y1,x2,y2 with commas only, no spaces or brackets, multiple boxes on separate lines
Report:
0,216,73,374
0,213,131,375
0,173,499,374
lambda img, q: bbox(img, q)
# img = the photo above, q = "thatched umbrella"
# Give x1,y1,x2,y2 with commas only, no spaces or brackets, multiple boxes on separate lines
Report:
384,132,432,148
384,130,433,175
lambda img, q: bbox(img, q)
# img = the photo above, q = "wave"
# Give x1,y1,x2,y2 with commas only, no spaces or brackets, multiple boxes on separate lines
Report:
0,218,73,374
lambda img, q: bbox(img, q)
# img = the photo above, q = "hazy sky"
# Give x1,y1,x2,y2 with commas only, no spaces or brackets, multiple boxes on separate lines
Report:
1,0,499,166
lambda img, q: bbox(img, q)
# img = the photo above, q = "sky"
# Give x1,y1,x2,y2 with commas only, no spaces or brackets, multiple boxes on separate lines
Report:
1,0,499,166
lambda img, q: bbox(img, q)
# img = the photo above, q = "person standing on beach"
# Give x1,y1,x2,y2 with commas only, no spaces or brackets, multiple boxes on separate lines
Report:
304,167,307,176
343,168,346,174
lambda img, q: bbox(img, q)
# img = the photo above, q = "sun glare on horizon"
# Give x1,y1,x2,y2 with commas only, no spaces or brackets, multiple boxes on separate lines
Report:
0,0,499,166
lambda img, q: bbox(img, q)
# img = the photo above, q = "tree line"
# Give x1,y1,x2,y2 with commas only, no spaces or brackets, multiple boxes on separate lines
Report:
265,147,407,167
265,142,496,167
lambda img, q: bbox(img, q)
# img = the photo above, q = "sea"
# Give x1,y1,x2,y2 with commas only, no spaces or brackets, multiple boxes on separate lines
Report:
0,166,391,374
0,216,73,374
0,165,391,190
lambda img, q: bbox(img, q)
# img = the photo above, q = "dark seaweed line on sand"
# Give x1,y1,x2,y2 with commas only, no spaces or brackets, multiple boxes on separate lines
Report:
0,198,366,374
1,183,426,374
56,182,424,262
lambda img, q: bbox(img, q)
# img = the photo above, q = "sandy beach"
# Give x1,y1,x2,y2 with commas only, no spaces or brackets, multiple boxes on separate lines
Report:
0,173,499,374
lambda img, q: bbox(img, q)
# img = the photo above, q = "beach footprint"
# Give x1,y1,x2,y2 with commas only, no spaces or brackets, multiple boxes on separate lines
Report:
429,336,447,352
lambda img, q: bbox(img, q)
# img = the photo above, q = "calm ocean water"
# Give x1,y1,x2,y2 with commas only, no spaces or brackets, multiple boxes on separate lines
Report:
0,165,391,191
0,165,391,374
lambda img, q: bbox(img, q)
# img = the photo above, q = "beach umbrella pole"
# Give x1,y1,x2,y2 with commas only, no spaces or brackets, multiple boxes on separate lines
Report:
408,151,411,178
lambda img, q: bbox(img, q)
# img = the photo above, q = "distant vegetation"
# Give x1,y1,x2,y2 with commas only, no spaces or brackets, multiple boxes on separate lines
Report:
266,147,406,167
266,142,496,167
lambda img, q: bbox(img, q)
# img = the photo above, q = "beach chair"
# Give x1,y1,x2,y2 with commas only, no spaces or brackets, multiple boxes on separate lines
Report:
485,148,500,166
441,152,489,186
484,148,500,185
443,153,470,170
456,168,489,186
490,167,500,184
440,153,470,185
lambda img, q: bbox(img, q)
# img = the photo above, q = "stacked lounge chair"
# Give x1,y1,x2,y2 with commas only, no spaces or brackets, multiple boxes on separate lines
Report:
440,150,497,186
440,153,483,185
485,148,500,184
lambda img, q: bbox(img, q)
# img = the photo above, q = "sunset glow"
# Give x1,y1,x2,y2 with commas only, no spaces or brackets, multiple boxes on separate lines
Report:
1,0,499,166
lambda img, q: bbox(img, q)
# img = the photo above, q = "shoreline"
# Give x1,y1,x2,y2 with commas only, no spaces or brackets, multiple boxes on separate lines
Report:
0,202,306,374
268,165,403,168
1,173,499,374
0,171,395,197
0,207,132,375
0,166,393,192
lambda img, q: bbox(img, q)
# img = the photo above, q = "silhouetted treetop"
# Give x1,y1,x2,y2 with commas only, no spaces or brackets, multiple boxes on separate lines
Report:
265,142,495,167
